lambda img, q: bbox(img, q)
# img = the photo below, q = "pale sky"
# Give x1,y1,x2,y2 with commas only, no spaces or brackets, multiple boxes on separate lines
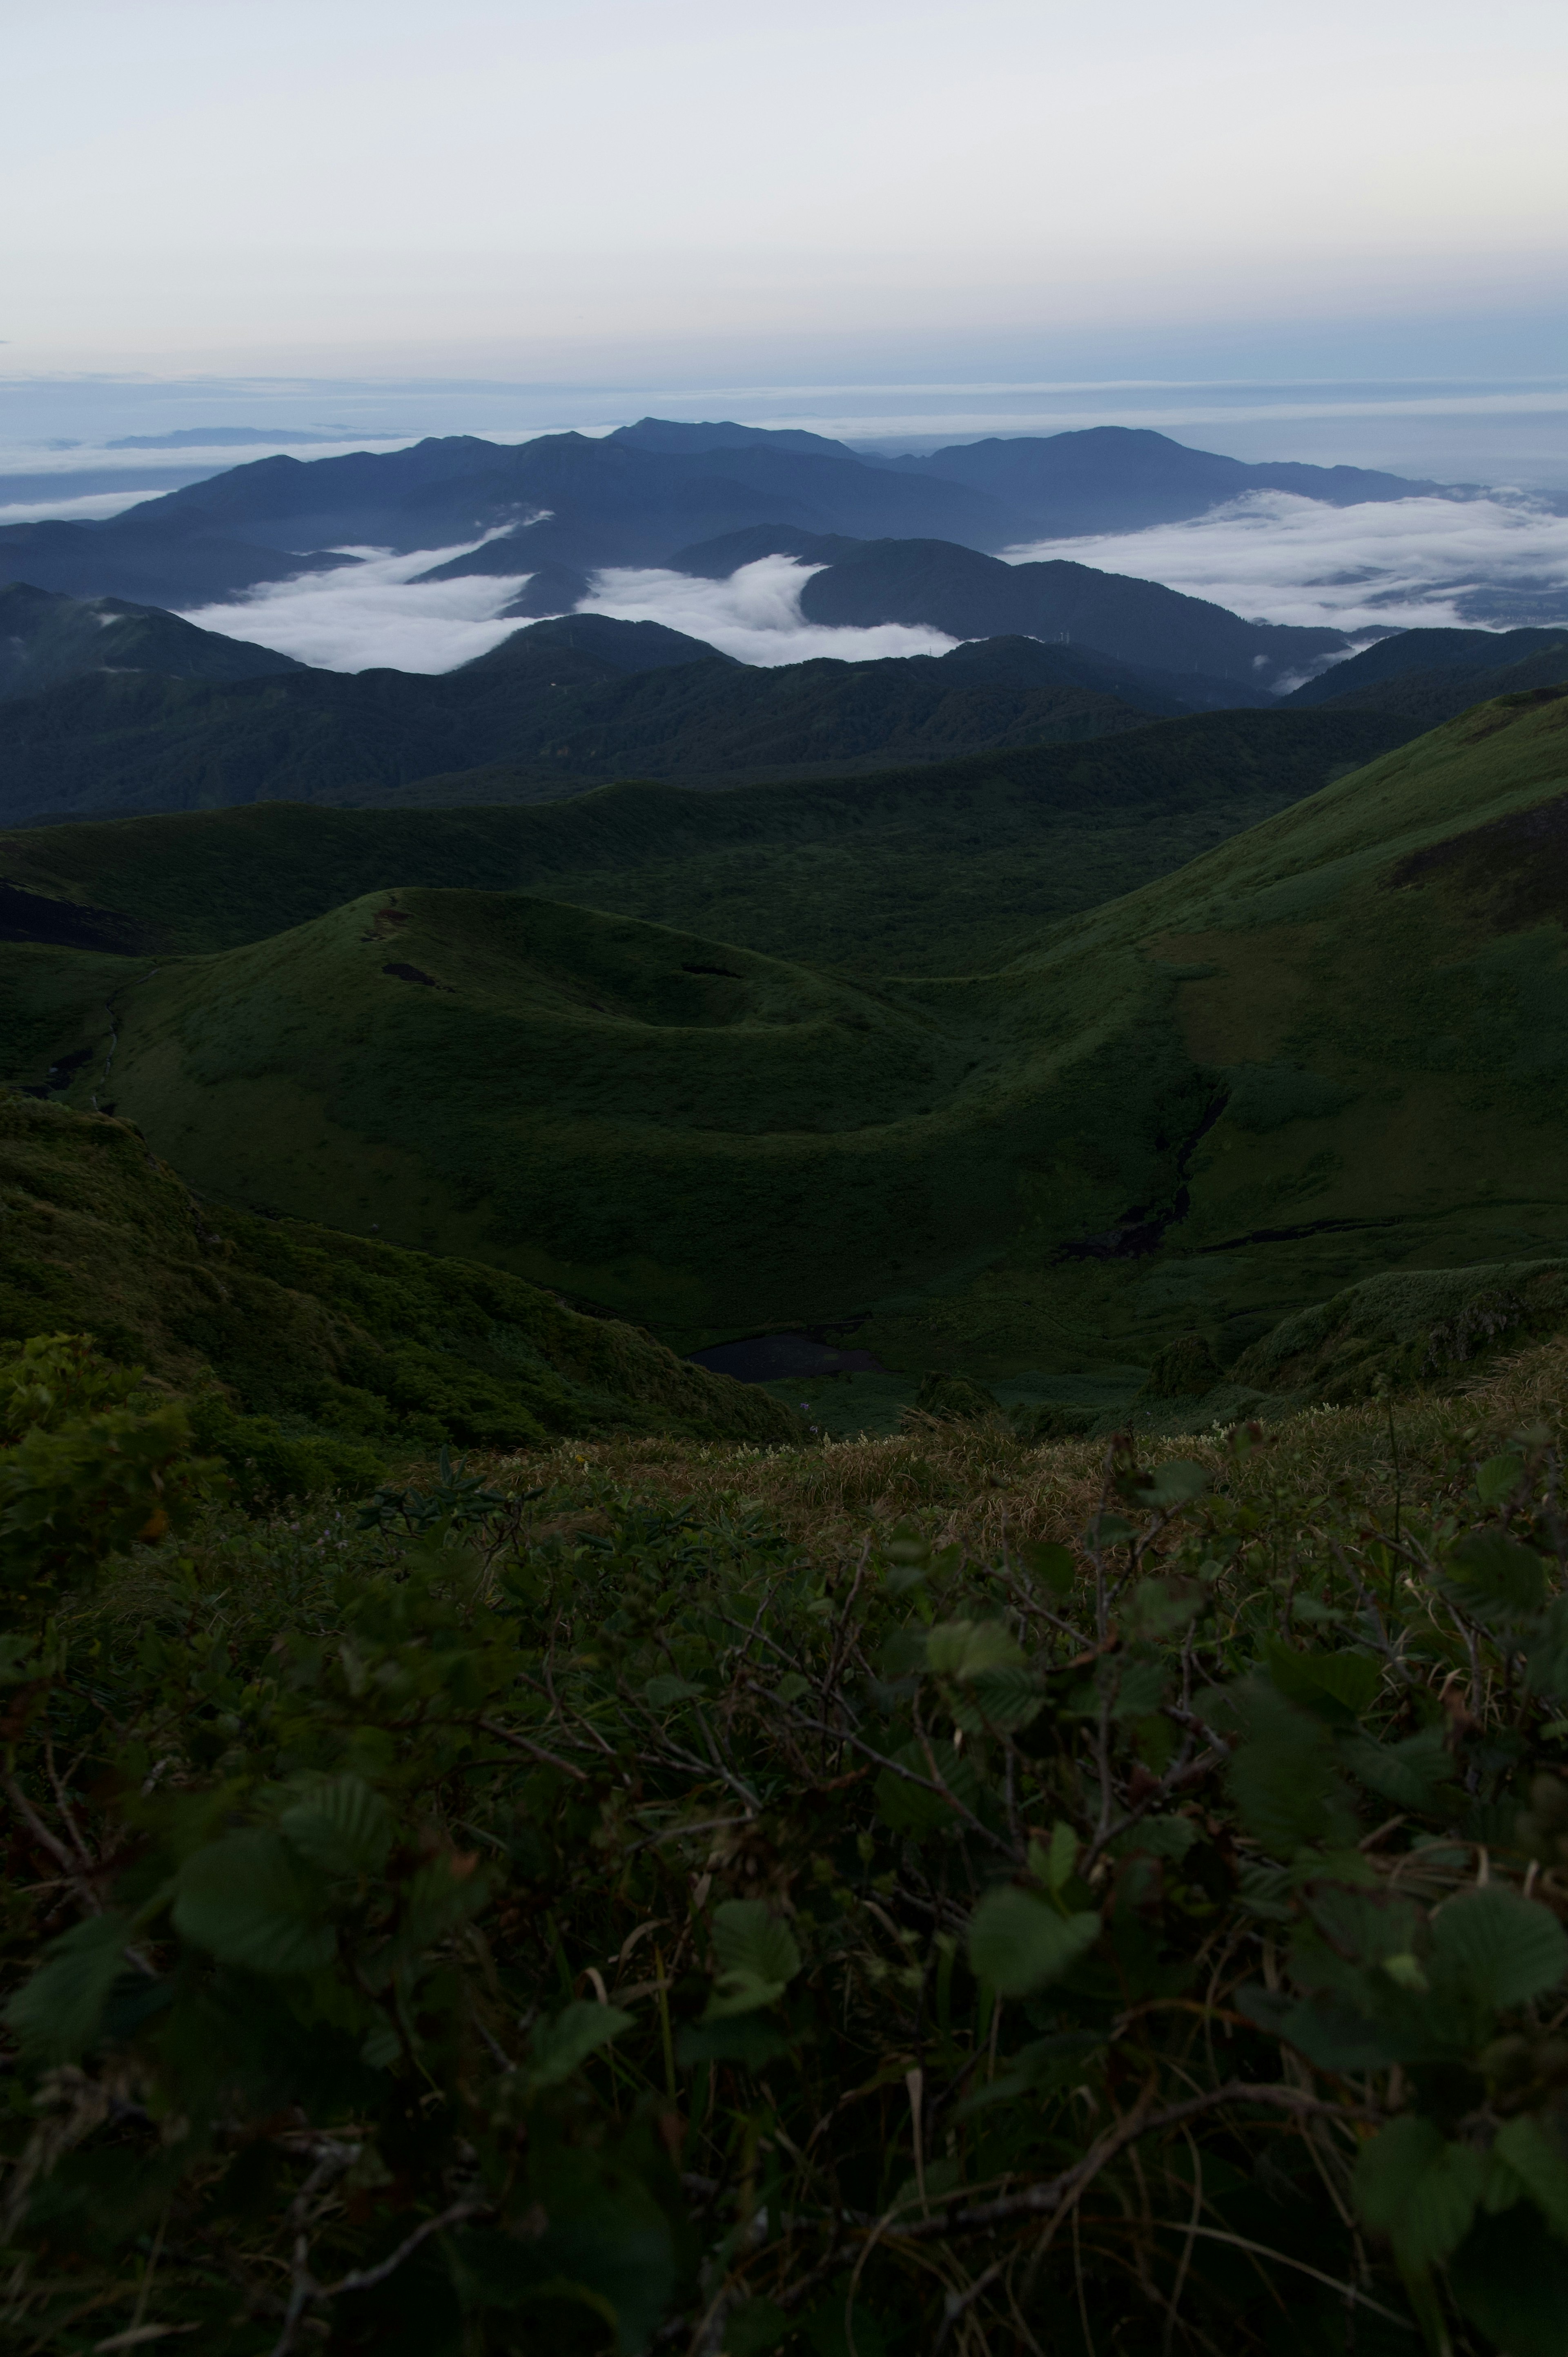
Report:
4,0,1567,378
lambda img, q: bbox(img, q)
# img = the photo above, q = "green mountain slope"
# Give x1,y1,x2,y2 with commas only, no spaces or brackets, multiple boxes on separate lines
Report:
0,580,306,700
1291,626,1568,731
0,1094,798,1474
0,707,1410,975
3,692,1564,1387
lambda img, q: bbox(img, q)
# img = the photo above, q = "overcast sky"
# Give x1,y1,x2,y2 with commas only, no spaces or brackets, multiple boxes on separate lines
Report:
4,0,1566,382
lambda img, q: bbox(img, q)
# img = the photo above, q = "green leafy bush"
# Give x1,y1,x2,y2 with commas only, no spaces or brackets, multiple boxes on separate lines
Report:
9,1356,1568,2351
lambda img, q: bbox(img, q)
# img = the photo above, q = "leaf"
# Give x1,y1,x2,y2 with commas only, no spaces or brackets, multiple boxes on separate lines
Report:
874,1739,979,1834
643,1673,705,1708
1263,1640,1381,1724
953,1665,1044,1735
925,1619,1023,1679
529,1999,635,2088
4,1912,134,2060
776,1672,810,1704
1018,1541,1075,1597
1027,1820,1078,1895
1432,1888,1568,2010
279,1774,394,1876
967,1887,1100,1997
1227,1678,1359,1855
1339,1726,1456,1812
1475,1452,1526,1510
1495,2116,1568,2240
1238,1983,1417,2072
1354,2114,1487,2269
172,1830,336,1976
1451,2208,1568,2357
704,1900,802,2019
1448,1531,1547,1616
1130,1460,1209,1509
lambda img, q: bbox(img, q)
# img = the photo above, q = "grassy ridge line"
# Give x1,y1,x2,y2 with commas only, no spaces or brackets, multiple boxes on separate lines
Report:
0,1095,800,1488
0,704,1410,970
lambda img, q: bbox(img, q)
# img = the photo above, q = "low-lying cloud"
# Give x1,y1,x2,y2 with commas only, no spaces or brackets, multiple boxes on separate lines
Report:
184,549,956,673
180,544,537,673
578,557,958,665
1005,492,1568,633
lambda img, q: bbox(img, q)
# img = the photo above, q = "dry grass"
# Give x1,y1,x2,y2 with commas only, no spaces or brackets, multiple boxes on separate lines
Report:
470,1334,1568,1566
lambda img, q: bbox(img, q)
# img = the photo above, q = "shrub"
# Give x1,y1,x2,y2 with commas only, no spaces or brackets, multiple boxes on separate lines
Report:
7,1359,1568,2350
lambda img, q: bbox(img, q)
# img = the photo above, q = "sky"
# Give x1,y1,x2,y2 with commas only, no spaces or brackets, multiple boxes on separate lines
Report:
5,0,1567,676
4,0,1567,387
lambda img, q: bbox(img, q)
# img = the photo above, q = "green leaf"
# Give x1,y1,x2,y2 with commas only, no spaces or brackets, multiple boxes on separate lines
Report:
925,1619,1023,1679
704,1900,802,2019
1354,2115,1487,2269
1027,1820,1078,1895
1018,1541,1076,1597
1227,1678,1359,1855
172,1830,336,1976
643,1673,704,1708
279,1774,394,1876
1476,1452,1526,1510
1130,1460,1209,1509
726,2297,793,2353
1448,1531,1547,1615
1451,2207,1568,2357
1339,1726,1456,1811
874,1739,979,1833
1432,1888,1568,2010
967,1887,1100,1997
776,1672,810,1704
529,1999,635,2088
1496,2116,1568,2240
1263,1641,1381,1724
4,1913,135,2060
953,1665,1044,1735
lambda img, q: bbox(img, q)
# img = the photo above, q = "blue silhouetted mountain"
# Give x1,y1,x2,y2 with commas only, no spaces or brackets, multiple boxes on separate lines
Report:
882,425,1443,534
0,420,1443,611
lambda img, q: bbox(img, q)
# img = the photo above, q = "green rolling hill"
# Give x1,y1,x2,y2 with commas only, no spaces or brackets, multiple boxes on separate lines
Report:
3,689,1567,1438
0,705,1408,975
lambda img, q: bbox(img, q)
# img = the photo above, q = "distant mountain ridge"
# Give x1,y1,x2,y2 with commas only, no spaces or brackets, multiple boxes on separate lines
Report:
0,419,1443,609
0,611,1248,826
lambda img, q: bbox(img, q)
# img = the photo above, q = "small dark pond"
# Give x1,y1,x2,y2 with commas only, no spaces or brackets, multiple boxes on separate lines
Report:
688,1334,887,1385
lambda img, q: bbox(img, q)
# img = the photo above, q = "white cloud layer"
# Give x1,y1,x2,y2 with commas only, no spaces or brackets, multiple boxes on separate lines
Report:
181,550,957,673
1006,493,1568,633
179,545,535,673
577,558,958,665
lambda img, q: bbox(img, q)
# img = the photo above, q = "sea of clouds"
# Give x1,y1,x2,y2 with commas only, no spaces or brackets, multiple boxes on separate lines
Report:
175,492,1568,674
181,550,956,673
1005,491,1568,634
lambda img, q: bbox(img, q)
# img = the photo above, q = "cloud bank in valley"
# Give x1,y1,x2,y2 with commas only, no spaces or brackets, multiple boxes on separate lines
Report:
179,545,537,673
1006,492,1568,633
577,558,958,665
183,551,958,674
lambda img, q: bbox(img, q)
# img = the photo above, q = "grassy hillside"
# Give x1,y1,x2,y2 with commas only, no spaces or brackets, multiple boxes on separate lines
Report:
0,705,1409,975
4,691,1565,1429
0,1094,799,1483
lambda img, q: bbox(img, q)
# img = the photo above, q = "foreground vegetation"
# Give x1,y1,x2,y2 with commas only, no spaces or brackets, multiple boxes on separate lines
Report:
9,1327,1568,2354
